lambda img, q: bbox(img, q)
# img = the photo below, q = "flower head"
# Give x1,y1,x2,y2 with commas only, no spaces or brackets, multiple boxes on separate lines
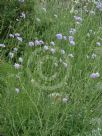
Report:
9,52,14,59
90,72,100,79
50,41,55,46
56,33,62,40
15,88,20,93
0,44,5,47
61,49,65,55
14,63,21,69
29,41,34,47
50,48,56,54
16,37,23,42
44,45,49,51
19,57,23,63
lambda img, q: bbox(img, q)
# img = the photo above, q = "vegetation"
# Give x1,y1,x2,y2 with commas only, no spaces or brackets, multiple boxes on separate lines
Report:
0,0,102,135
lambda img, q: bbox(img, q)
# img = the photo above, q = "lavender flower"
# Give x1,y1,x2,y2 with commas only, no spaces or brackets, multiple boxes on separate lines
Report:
74,16,82,22
96,2,102,11
56,33,63,40
69,40,75,46
63,36,67,40
14,63,21,69
90,72,100,79
69,36,74,41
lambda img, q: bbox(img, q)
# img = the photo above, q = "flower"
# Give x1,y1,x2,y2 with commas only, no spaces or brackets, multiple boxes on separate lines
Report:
14,63,21,69
20,12,26,19
39,40,44,45
15,88,20,93
14,33,20,37
69,40,75,46
69,36,74,41
19,57,23,63
50,48,56,54
9,34,14,38
96,2,102,11
91,53,96,59
90,72,100,79
69,28,76,35
44,45,49,51
56,33,62,40
34,40,44,46
96,42,101,46
28,41,34,47
68,53,74,58
63,36,67,40
18,0,24,2
74,16,82,22
62,97,68,103
9,52,14,59
13,48,18,52
61,49,65,55
0,44,5,47
16,37,23,42
50,41,55,46
69,36,75,45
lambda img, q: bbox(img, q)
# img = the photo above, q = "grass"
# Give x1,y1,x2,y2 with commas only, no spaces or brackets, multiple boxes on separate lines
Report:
0,0,102,135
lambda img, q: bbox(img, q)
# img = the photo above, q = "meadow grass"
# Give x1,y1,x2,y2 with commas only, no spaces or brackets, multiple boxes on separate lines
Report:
0,0,102,136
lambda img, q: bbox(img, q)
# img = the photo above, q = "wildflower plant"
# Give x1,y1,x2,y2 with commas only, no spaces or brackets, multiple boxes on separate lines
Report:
0,0,102,136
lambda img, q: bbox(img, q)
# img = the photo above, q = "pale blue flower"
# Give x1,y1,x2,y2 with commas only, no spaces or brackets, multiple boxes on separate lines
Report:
29,41,34,47
50,48,56,54
0,44,5,47
15,88,20,93
90,72,100,79
70,40,75,46
44,45,49,51
56,33,62,40
14,63,21,69
50,41,55,46
63,36,67,40
96,42,101,46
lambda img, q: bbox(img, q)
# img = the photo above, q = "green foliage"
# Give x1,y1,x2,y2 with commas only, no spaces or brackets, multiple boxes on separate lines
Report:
0,0,102,136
